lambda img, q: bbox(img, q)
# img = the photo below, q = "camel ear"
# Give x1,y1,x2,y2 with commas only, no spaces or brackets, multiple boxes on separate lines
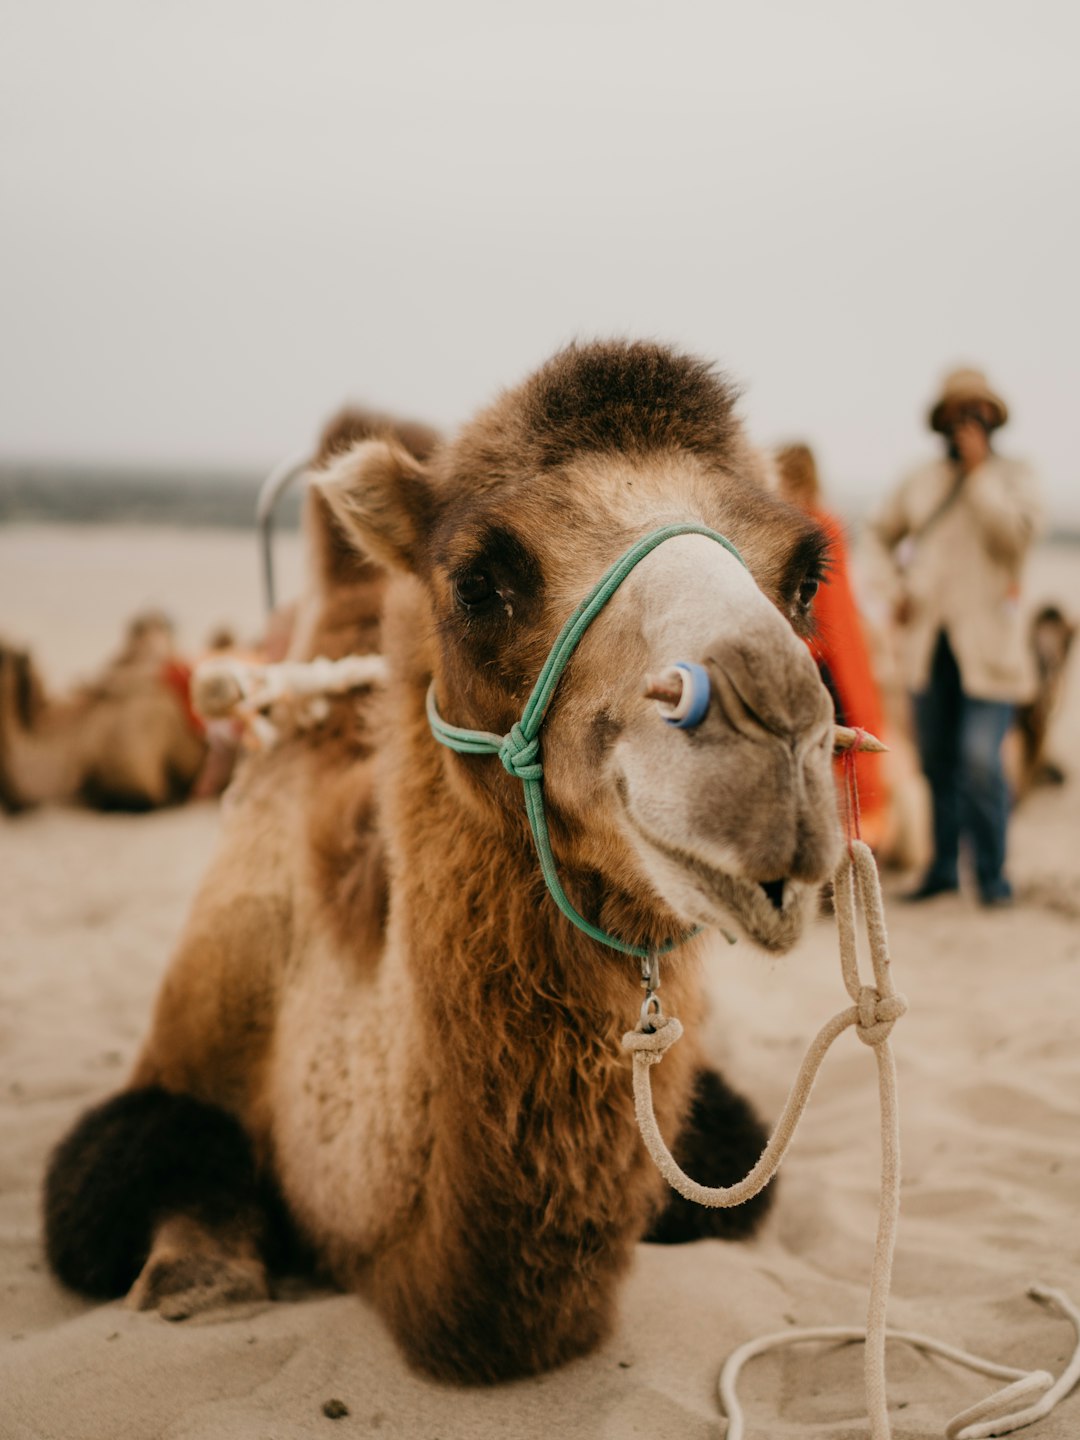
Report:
314,438,434,573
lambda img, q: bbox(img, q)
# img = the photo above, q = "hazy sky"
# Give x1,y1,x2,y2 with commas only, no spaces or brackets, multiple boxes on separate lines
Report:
3,1,1078,521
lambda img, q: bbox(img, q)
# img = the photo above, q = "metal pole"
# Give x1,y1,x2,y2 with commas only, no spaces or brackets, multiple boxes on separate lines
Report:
255,452,310,614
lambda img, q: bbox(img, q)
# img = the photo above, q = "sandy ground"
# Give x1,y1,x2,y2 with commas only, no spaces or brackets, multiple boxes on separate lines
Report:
1,524,1078,1440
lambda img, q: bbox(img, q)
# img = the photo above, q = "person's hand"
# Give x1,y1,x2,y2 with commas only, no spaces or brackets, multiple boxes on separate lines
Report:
951,418,990,473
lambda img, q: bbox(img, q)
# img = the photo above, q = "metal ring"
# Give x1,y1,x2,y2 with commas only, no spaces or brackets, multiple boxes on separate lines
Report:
640,991,664,1030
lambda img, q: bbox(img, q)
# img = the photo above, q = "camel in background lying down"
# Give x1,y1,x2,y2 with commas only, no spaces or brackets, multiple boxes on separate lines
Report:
0,611,207,812
0,412,439,815
44,340,845,1384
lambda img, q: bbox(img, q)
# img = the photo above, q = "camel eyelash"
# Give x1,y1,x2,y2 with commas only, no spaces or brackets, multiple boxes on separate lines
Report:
790,534,832,604
777,531,832,636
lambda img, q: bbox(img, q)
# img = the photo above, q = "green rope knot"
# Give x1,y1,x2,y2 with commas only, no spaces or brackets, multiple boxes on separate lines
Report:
499,723,543,780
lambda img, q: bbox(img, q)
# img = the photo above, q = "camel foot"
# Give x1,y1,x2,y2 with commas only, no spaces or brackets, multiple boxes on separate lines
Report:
127,1215,269,1320
44,1086,274,1302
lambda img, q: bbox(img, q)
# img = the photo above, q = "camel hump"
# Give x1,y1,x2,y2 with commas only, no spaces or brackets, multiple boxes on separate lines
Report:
0,639,46,729
310,405,442,579
315,406,441,468
0,642,38,810
303,483,380,591
288,407,441,660
282,485,385,664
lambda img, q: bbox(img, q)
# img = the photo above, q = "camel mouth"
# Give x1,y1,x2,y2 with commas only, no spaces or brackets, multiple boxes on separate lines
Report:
613,780,811,953
695,865,810,954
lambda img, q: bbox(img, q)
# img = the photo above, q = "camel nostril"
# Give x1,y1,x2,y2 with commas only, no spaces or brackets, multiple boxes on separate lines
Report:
760,879,786,911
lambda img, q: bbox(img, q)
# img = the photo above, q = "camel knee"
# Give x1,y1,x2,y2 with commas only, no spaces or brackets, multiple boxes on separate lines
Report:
43,1086,268,1300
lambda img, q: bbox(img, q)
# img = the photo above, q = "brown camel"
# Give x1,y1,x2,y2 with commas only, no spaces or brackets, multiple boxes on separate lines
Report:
43,341,841,1384
0,412,436,815
1013,604,1075,797
0,611,207,813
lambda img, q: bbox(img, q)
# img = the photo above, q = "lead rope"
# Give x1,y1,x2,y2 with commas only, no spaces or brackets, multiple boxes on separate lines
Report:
622,840,1080,1438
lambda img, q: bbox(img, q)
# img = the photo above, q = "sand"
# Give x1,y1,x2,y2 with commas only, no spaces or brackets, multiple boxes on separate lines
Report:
1,524,1078,1440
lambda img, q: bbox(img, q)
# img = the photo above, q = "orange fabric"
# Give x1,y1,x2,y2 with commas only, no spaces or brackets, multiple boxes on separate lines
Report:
158,660,205,737
807,510,890,844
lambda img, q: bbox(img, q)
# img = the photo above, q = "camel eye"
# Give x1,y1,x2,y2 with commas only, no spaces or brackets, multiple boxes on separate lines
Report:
798,577,819,610
455,570,495,608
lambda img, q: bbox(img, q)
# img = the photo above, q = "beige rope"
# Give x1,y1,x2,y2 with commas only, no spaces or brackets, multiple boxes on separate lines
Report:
622,840,1080,1438
190,654,388,751
192,654,387,720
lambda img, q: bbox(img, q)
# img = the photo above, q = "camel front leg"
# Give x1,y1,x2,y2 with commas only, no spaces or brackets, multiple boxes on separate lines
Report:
43,1086,278,1319
43,792,299,1313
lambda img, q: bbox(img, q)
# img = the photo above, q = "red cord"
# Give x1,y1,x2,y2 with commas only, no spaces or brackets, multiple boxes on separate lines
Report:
841,728,865,853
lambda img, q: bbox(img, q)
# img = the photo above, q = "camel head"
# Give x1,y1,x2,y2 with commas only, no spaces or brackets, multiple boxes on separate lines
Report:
319,341,840,955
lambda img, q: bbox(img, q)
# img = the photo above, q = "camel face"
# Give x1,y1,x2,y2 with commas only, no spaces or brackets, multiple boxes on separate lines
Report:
320,342,840,954
564,526,839,953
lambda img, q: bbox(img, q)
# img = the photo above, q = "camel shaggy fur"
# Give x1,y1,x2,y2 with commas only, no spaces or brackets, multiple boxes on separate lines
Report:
0,611,206,813
44,341,841,1383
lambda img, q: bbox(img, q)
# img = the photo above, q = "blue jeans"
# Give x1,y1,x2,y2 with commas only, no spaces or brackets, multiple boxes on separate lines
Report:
912,632,1015,901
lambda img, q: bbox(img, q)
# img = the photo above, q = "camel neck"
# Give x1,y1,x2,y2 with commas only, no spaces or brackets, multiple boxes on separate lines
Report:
387,676,700,1033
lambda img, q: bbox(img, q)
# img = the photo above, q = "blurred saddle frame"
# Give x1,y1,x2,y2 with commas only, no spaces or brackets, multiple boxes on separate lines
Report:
256,450,310,614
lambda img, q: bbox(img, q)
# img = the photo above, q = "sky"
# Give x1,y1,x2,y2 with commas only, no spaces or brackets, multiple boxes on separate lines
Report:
2,0,1079,522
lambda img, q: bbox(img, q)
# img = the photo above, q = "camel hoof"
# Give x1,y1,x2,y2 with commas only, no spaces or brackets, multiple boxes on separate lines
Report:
128,1249,269,1320
125,1212,270,1320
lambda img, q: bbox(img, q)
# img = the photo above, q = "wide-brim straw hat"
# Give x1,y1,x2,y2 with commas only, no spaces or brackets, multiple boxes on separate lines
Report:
928,367,1009,433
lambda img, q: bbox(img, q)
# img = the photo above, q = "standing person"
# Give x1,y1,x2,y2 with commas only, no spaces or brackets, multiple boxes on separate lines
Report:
869,368,1042,906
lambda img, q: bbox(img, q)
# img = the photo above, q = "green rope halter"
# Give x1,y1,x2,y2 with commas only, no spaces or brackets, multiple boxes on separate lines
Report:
426,522,748,957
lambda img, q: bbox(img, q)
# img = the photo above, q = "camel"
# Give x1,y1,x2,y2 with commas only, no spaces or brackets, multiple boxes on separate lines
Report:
43,341,843,1384
0,611,207,813
0,412,437,816
1013,604,1075,797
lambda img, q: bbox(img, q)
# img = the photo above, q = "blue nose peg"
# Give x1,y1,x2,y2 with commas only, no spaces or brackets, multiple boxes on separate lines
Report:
648,662,711,729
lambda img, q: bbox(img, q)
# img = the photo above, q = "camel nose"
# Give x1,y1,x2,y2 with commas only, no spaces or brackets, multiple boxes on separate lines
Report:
643,666,885,755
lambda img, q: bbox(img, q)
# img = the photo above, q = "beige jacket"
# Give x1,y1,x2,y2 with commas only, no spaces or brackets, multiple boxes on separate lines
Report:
868,454,1042,703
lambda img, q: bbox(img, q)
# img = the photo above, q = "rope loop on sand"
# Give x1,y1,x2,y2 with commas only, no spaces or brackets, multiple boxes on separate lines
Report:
623,839,1080,1438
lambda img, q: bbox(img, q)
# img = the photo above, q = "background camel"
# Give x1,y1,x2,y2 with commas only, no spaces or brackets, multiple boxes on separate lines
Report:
0,411,439,817
0,611,207,813
1012,604,1076,796
44,341,843,1384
